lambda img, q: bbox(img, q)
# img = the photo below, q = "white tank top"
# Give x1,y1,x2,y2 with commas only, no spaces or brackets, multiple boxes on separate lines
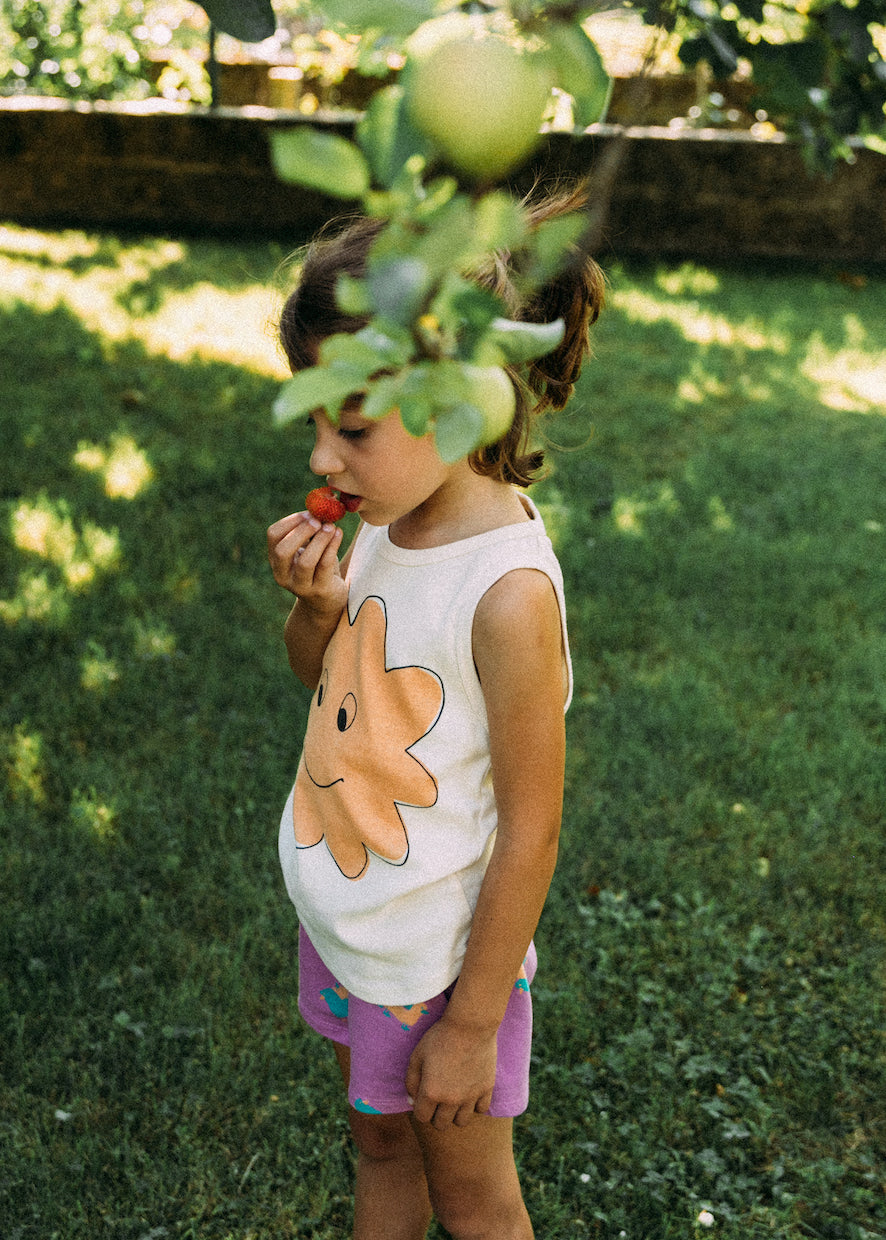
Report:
278,495,572,1005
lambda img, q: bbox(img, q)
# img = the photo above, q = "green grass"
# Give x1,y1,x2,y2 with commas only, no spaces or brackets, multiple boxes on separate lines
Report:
1,222,884,1239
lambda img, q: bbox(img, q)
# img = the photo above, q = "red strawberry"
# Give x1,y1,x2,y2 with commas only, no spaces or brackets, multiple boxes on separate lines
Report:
305,486,346,523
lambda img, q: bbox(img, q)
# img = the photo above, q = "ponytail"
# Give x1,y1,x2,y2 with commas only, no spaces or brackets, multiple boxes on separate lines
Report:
470,182,605,485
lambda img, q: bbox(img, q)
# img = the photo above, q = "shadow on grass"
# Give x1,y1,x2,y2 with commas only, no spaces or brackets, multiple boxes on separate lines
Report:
1,260,885,1239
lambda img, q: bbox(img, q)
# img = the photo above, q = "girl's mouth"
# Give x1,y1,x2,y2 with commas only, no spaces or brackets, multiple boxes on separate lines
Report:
336,491,362,512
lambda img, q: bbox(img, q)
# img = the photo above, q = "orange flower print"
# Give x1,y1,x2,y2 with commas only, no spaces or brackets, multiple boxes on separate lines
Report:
292,595,444,879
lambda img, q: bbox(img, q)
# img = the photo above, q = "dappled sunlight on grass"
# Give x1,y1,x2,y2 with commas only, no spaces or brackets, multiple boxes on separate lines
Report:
9,496,120,589
676,367,731,406
132,618,178,660
613,483,679,535
655,264,721,298
611,285,789,352
70,787,118,842
4,725,46,805
1,491,123,624
139,281,287,375
0,569,72,625
0,224,288,376
79,641,121,695
802,338,886,413
707,494,734,532
74,434,154,499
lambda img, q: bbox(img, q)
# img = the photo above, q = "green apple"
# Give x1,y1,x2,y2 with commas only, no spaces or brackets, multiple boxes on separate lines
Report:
403,14,552,181
462,364,517,446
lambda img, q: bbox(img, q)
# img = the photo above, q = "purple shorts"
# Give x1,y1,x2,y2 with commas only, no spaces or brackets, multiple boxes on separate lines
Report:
297,926,536,1118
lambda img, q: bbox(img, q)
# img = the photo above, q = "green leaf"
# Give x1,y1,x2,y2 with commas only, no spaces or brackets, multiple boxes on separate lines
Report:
353,324,414,368
524,212,587,285
357,86,436,188
399,392,435,437
745,40,828,114
321,333,379,371
273,369,362,426
410,196,476,278
362,365,440,436
473,192,529,252
434,402,486,463
423,358,472,406
443,282,503,360
367,256,432,324
195,0,275,42
269,128,370,199
376,365,438,435
273,328,413,428
544,22,612,127
336,275,372,316
486,317,565,364
411,174,460,221
320,326,411,373
314,0,435,36
362,371,409,423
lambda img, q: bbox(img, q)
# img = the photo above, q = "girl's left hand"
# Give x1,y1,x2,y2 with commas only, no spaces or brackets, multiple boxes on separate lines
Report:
405,1015,497,1129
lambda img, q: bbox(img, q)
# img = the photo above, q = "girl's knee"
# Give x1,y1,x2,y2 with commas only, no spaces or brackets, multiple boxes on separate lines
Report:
412,1117,532,1240
348,1108,419,1163
430,1186,530,1240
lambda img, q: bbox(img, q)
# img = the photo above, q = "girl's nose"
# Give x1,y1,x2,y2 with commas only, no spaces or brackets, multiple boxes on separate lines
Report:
309,419,343,476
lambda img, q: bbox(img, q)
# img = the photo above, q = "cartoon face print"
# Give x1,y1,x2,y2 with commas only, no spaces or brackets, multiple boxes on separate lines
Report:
292,595,444,879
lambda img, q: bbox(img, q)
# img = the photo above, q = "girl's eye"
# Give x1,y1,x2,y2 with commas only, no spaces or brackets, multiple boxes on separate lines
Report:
338,426,368,442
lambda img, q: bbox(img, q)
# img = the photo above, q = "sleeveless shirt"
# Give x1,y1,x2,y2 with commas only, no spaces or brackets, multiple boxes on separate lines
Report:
278,495,572,1005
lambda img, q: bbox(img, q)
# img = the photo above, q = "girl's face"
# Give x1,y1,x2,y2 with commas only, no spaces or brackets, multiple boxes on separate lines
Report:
308,399,455,530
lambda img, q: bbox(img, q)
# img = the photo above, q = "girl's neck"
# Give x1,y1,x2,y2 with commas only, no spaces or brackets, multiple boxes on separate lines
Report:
388,469,532,550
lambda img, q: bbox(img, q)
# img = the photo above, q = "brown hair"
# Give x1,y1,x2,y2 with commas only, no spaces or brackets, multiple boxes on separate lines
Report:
278,185,604,486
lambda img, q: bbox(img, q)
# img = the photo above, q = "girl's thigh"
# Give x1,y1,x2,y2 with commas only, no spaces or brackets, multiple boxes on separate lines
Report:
334,1042,421,1162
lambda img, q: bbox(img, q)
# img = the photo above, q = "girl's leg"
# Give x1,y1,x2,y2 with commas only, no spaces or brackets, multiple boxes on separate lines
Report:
410,1113,533,1240
333,1043,433,1240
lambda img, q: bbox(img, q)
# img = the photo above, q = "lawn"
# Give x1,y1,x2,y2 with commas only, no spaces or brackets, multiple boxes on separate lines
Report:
1,221,884,1239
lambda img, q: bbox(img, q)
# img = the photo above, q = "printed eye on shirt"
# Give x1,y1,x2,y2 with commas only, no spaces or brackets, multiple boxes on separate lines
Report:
291,594,444,880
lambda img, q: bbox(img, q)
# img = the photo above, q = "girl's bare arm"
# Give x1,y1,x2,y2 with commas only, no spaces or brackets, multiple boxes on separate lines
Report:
406,567,567,1128
267,512,357,690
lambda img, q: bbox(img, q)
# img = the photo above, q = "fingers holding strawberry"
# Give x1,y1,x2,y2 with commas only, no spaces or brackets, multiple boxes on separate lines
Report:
267,510,347,614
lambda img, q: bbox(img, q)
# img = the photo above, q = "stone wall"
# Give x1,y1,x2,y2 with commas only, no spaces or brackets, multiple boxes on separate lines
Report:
1,97,883,264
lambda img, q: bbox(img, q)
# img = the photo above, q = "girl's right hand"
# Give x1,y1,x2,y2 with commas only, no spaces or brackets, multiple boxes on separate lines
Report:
267,511,347,615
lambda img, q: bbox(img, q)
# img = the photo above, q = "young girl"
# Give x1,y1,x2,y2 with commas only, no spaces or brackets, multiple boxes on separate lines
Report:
267,190,604,1240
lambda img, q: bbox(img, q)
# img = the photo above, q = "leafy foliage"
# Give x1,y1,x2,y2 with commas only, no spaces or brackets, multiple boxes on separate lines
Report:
269,2,611,455
195,0,275,44
0,0,153,101
266,0,884,453
656,0,886,165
